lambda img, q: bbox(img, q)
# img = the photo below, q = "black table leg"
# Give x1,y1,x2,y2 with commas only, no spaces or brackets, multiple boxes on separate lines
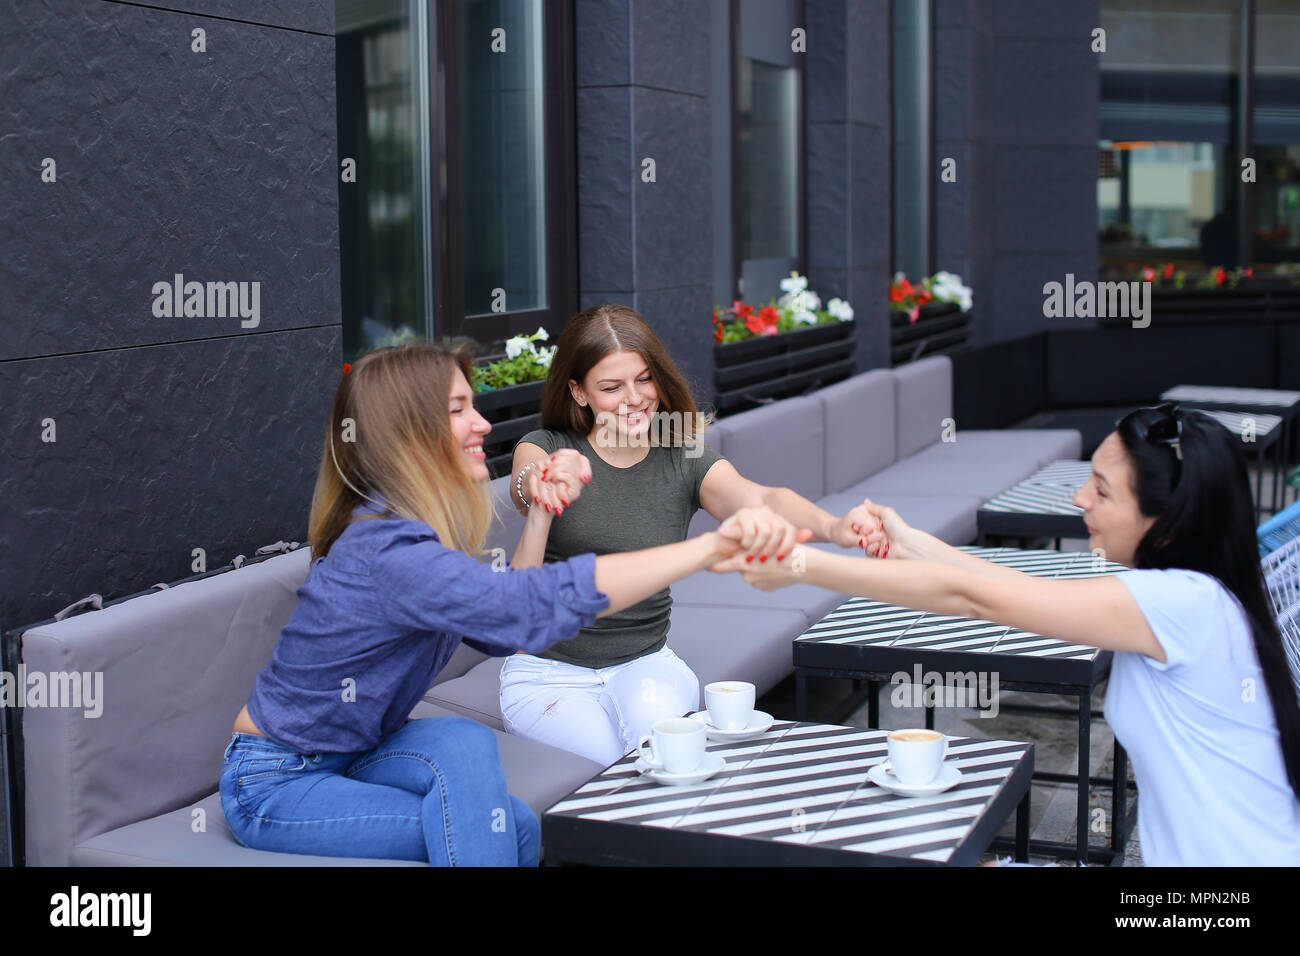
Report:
924,703,935,730
796,670,807,722
1112,739,1129,857
867,680,879,727
1076,691,1090,866
1016,790,1030,862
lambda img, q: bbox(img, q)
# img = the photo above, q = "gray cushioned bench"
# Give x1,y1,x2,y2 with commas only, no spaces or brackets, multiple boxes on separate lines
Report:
14,354,1077,866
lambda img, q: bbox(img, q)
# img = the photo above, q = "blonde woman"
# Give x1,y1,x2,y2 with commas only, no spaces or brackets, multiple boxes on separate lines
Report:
221,344,802,866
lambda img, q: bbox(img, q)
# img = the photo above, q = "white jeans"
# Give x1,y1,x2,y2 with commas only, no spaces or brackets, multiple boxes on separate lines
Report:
499,646,701,767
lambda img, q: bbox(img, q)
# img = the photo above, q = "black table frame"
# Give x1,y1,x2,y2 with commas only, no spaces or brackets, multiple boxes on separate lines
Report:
793,638,1138,866
542,726,1034,867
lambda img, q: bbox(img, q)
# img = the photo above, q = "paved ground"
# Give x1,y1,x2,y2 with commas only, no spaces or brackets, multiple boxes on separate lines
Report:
754,469,1292,868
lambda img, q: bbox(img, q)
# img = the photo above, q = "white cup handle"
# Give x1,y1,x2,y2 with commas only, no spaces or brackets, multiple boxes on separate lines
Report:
637,734,663,770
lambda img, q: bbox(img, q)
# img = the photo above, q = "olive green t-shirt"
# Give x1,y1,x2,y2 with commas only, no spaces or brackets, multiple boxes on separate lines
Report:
518,428,723,668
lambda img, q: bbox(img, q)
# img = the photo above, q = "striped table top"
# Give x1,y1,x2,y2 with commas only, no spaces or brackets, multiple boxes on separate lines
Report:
544,721,1033,865
795,548,1129,682
1162,385,1300,409
981,460,1089,517
1196,408,1283,439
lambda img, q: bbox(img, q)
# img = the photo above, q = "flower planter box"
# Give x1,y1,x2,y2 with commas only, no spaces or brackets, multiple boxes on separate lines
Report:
475,379,546,479
890,302,971,366
713,322,856,414
1140,285,1300,324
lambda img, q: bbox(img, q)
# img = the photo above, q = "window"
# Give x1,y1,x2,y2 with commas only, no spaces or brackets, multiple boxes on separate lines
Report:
892,0,932,280
336,0,576,361
1098,0,1300,273
732,0,804,304
336,0,431,360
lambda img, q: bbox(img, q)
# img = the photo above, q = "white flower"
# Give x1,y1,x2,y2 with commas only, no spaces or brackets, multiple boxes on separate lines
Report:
827,298,854,321
803,291,821,312
504,336,531,359
532,326,549,342
793,311,818,325
779,271,808,294
534,345,557,368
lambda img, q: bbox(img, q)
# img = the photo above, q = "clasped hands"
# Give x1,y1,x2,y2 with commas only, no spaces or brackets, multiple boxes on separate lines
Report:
523,449,591,516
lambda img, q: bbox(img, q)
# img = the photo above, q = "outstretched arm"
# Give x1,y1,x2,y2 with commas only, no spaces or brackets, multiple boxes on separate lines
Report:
717,545,1166,661
699,459,880,551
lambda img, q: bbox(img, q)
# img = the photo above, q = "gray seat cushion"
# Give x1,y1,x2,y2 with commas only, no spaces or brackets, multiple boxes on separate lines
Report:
712,394,825,500
816,491,986,545
424,658,510,730
847,453,1039,502
668,605,811,698
893,355,953,459
908,429,1082,472
71,701,602,866
818,369,897,492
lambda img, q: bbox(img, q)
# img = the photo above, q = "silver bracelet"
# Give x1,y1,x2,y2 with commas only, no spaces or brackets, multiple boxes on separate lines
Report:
515,460,541,509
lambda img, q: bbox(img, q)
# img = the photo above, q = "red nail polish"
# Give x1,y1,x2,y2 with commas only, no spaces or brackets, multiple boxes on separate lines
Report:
545,504,551,513
776,553,785,561
745,555,754,563
533,495,539,503
561,499,569,507
759,555,768,563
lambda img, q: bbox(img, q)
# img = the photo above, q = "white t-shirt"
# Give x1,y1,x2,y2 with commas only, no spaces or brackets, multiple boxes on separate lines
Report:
1106,567,1300,866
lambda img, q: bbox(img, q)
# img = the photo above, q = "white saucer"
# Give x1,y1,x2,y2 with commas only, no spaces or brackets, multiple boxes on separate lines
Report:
867,761,962,796
634,751,726,786
687,710,775,741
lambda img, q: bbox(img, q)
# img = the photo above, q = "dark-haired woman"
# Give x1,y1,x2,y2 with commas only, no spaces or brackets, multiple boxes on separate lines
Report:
724,403,1300,865
501,303,884,766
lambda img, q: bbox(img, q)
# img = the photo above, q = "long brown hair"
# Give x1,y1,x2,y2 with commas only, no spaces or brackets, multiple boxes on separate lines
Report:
307,343,493,559
540,303,710,444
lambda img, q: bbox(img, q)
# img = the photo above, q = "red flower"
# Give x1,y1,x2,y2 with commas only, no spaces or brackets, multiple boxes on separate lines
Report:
744,313,766,335
342,363,352,376
1162,263,1175,279
916,289,933,306
758,305,779,328
733,301,754,320
1246,267,1254,278
889,279,914,303
714,324,723,343
907,306,920,324
1215,268,1226,286
1141,266,1156,282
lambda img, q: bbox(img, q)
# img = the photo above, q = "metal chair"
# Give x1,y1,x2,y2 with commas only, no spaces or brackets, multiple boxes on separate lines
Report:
1261,533,1300,694
1257,500,1300,558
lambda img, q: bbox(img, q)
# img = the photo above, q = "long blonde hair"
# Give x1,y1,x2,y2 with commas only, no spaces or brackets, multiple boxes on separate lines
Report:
308,343,493,558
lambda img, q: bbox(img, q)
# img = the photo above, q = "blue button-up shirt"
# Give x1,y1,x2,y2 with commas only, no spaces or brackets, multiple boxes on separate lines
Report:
246,503,609,753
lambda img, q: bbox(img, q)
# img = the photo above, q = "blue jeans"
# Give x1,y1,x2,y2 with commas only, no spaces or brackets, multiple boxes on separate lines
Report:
219,716,539,866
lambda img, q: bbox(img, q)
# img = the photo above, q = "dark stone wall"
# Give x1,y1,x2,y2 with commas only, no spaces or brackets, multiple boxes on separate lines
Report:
0,0,340,629
574,0,715,404
934,0,1100,349
804,0,893,374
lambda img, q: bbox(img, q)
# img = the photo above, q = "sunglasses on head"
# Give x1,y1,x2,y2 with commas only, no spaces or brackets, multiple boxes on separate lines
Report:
1144,402,1183,461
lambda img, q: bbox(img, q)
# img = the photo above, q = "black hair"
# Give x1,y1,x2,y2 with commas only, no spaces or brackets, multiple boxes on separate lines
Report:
1116,405,1300,799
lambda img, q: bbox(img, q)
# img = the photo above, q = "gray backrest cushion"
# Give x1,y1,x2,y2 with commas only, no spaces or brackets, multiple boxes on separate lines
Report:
21,547,312,866
818,370,897,493
715,395,825,500
894,355,953,459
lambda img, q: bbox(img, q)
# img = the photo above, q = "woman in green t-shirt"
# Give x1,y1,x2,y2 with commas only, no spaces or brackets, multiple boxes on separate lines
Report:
502,303,884,765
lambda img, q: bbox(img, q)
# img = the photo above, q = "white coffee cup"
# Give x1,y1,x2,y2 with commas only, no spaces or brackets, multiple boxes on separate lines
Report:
637,717,707,774
704,680,756,732
886,728,948,785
